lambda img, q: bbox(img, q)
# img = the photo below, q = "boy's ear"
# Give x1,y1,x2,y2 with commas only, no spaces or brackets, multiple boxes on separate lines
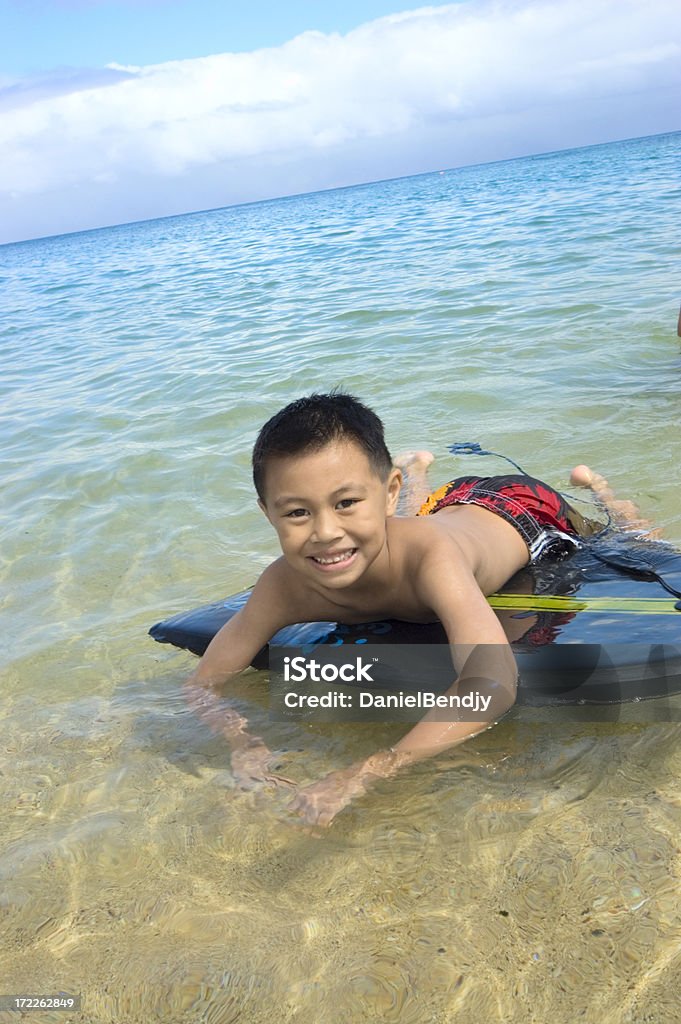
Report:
385,467,403,516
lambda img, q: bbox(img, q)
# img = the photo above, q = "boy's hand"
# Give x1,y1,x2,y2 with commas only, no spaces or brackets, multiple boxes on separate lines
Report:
289,751,399,826
184,675,294,789
230,738,294,790
288,766,367,826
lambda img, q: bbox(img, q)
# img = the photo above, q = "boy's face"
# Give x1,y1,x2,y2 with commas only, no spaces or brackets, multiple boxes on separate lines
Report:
259,439,402,589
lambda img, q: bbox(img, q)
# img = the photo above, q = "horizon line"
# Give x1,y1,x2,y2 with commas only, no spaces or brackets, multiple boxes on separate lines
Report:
2,127,679,250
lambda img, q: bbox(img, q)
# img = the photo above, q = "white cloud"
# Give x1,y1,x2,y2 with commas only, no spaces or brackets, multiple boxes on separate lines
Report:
1,0,680,240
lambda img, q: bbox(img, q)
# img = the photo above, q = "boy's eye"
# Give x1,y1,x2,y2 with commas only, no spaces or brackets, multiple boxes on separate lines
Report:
285,508,309,518
336,498,357,510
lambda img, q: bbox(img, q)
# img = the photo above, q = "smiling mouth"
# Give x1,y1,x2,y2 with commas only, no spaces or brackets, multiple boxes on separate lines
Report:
309,548,358,567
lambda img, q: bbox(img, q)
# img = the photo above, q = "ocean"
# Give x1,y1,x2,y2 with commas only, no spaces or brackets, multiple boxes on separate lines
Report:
1,130,680,1022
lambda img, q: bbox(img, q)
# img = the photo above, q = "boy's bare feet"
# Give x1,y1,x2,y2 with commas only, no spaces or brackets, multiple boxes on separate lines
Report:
394,450,435,516
570,464,660,537
394,450,435,474
570,464,600,489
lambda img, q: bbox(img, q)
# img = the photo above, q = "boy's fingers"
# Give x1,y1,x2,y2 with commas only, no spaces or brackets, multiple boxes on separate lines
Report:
236,772,295,790
265,771,296,788
287,793,337,827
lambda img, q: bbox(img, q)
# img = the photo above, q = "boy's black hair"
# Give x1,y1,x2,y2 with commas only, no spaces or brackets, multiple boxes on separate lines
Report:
253,391,393,501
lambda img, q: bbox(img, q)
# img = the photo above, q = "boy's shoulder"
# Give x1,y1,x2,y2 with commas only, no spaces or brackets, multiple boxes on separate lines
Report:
387,513,471,564
387,516,480,597
389,508,526,596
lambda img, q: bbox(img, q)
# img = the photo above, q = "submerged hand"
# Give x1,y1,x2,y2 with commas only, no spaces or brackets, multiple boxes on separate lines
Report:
230,739,294,790
288,751,401,826
288,766,370,826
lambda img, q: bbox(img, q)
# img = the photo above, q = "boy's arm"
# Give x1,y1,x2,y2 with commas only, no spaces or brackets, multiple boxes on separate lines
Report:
183,561,297,787
369,566,517,767
289,555,517,823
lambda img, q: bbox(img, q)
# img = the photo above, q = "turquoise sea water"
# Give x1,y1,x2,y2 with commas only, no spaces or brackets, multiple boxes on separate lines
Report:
2,131,681,1022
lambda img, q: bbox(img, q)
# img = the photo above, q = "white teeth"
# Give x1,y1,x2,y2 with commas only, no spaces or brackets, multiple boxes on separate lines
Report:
313,550,355,565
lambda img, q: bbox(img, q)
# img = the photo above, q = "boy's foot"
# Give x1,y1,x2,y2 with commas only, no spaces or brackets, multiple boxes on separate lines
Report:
570,464,596,488
570,464,612,495
394,450,435,516
394,450,435,475
569,464,660,537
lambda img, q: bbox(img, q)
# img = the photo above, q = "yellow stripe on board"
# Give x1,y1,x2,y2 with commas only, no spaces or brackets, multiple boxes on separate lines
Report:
488,594,680,615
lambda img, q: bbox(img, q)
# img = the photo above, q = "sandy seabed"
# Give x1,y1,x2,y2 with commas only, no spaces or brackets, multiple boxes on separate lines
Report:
2,672,681,1024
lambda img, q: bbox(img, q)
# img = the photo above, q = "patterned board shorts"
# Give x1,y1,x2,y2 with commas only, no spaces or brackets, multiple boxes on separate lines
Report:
417,473,602,563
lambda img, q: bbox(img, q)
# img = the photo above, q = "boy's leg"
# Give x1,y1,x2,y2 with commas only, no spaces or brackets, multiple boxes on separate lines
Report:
570,464,661,537
394,450,434,515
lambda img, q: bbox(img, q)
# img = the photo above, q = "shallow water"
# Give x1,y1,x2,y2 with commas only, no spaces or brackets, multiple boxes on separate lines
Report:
1,131,681,1022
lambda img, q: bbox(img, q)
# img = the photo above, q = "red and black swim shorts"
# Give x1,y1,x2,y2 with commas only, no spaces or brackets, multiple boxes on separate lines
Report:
417,473,602,562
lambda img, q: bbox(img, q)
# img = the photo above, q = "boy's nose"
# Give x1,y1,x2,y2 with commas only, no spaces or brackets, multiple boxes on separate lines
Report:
311,511,344,543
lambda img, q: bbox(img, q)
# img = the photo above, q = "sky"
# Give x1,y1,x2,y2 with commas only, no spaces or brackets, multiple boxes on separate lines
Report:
1,0,679,245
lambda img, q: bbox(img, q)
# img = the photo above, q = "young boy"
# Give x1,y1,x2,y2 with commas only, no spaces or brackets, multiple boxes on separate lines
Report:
185,393,629,826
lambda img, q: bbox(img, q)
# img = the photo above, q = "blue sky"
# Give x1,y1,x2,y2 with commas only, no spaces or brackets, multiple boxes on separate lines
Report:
1,0,459,74
1,0,680,244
